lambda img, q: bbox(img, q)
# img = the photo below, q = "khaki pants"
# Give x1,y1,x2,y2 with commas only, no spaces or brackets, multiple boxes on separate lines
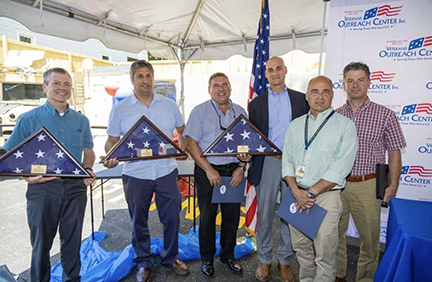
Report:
290,190,342,282
336,179,381,282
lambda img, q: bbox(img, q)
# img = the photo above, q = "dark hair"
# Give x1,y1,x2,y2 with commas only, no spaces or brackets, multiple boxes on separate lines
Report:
208,72,230,88
43,68,71,85
343,62,370,81
130,60,154,79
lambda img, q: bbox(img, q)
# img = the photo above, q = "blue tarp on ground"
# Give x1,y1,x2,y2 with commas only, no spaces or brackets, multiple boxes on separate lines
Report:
51,227,255,282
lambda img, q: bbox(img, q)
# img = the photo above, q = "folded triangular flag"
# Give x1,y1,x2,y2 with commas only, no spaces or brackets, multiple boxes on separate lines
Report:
0,127,90,177
101,115,186,162
202,114,281,156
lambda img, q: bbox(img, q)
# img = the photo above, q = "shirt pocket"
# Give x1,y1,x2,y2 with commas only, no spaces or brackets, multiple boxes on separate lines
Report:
157,111,176,133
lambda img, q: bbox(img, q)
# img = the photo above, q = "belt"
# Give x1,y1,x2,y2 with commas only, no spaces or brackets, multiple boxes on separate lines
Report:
270,155,282,160
212,162,238,169
346,173,376,182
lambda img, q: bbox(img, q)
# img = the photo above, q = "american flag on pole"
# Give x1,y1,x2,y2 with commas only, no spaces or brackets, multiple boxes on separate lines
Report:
101,115,186,163
0,127,90,177
246,0,270,234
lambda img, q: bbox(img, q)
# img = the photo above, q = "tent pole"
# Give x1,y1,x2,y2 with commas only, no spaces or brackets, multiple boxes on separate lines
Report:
177,48,186,118
318,0,329,75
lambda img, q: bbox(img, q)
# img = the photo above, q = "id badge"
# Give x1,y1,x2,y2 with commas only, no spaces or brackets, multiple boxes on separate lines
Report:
295,163,306,178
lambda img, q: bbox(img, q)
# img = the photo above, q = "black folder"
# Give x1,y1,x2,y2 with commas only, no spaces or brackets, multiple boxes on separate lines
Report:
376,164,389,200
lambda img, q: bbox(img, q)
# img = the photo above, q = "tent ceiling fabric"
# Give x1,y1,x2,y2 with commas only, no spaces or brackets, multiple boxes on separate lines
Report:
1,0,328,60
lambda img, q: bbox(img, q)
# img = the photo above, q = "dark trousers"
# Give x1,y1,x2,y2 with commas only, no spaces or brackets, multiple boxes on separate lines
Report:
194,163,241,262
26,178,87,282
122,169,181,267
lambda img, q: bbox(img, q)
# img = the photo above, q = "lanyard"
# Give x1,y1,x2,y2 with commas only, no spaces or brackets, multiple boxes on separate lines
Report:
304,110,335,151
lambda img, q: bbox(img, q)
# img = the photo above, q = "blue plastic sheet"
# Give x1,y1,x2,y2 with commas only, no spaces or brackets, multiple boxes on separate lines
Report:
51,227,255,282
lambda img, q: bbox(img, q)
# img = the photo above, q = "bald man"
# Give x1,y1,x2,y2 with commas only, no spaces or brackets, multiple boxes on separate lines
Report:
282,75,358,281
248,57,309,282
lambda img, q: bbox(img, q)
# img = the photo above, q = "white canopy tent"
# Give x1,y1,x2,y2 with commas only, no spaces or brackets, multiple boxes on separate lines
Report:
0,0,330,111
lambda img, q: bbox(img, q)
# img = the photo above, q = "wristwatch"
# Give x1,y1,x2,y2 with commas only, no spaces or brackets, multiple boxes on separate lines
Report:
307,189,317,199
237,164,247,172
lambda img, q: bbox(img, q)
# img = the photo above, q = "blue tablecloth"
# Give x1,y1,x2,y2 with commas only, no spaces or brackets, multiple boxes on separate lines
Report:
375,198,432,282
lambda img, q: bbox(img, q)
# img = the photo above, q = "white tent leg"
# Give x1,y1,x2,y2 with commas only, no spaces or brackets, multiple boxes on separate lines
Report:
318,0,329,75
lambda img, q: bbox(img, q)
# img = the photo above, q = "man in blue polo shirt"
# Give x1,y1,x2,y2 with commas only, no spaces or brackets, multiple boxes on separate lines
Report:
102,60,189,282
3,67,96,282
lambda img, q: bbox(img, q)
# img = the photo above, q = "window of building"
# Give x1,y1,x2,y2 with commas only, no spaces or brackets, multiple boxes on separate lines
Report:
101,55,110,61
18,34,33,44
148,52,165,61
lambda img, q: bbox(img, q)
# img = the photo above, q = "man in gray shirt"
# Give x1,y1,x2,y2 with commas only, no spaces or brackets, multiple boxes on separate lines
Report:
184,72,250,278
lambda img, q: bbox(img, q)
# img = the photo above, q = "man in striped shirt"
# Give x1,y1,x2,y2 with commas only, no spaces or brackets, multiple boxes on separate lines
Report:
335,62,406,282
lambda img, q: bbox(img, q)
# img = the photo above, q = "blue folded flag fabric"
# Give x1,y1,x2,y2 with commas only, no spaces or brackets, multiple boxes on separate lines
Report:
0,127,89,178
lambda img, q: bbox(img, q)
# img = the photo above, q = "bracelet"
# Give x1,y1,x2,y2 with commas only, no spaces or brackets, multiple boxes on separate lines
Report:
85,167,93,171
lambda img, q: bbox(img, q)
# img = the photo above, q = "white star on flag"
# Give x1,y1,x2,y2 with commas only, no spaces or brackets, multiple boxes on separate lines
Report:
257,145,266,152
13,150,24,159
55,150,64,158
127,141,135,148
72,168,81,175
37,134,46,142
54,168,63,174
241,119,247,125
142,127,150,134
257,133,262,139
35,150,45,158
13,167,23,173
159,141,166,148
224,132,234,142
225,147,234,153
143,141,150,148
240,130,251,140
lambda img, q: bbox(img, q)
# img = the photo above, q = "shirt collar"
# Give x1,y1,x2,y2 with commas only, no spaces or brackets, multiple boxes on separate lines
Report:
345,96,371,113
268,86,288,97
209,99,234,114
130,91,160,106
308,107,334,122
44,101,70,115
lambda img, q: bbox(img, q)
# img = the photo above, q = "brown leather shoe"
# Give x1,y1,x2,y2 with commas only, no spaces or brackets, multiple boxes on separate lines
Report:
136,267,151,282
255,263,271,281
335,276,347,282
163,259,190,276
278,263,294,282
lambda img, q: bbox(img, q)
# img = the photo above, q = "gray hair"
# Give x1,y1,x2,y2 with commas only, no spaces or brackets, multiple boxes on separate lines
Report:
43,68,71,85
130,60,154,79
208,72,230,88
343,62,371,81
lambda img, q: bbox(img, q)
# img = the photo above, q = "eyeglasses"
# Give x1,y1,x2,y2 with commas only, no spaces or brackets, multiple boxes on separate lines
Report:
210,100,236,131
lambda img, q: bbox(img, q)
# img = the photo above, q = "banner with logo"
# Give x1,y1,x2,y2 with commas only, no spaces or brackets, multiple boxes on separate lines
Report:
325,0,432,242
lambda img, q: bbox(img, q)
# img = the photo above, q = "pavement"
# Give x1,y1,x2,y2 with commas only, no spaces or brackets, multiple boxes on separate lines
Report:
0,176,385,281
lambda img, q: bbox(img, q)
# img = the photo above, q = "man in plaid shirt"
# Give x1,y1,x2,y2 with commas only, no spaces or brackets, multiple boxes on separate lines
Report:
335,62,406,282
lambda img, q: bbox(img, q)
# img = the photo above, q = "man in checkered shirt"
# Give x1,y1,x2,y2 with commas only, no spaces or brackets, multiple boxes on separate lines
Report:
335,62,406,282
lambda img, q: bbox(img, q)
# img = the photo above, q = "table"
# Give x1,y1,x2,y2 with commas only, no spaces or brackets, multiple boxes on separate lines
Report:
375,198,432,281
89,160,195,239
